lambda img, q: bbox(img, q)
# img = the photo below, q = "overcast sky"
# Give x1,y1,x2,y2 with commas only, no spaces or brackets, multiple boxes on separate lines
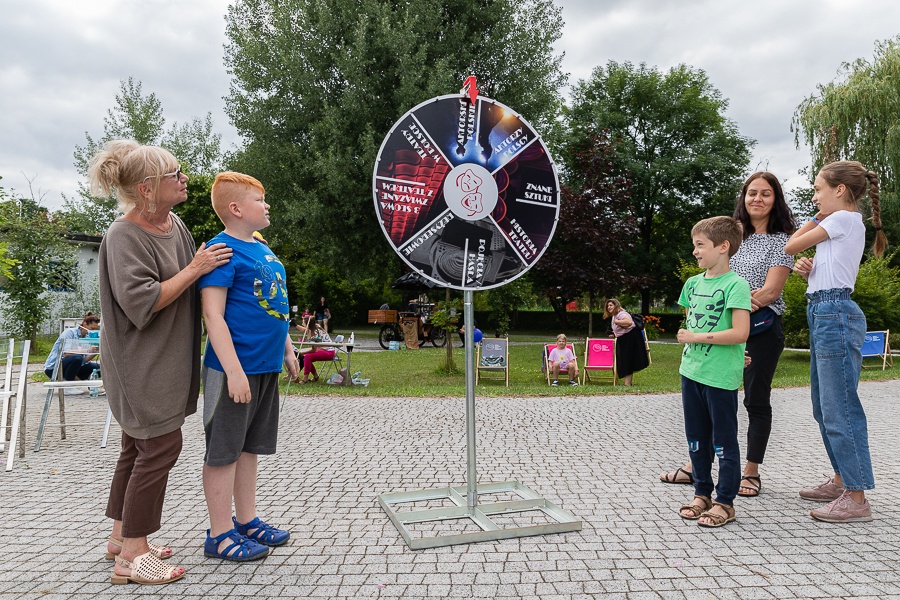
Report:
2,0,899,210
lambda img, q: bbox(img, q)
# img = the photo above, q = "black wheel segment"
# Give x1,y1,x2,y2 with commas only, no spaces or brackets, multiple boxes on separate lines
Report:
378,324,402,349
430,326,447,347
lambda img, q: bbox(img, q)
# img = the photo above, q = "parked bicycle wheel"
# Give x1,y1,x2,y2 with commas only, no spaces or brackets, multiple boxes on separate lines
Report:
378,323,402,349
430,326,447,347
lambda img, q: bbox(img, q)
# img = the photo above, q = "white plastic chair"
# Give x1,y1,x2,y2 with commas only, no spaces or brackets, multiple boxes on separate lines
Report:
320,335,345,380
2,339,31,471
34,336,113,453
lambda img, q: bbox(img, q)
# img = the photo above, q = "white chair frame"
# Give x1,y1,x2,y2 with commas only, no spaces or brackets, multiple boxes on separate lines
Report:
34,336,113,453
2,339,31,471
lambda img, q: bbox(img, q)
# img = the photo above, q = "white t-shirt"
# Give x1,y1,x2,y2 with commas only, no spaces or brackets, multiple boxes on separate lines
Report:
808,210,865,293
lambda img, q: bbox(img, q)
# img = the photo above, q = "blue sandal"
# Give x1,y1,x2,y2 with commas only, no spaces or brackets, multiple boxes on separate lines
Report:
233,516,291,547
204,528,269,561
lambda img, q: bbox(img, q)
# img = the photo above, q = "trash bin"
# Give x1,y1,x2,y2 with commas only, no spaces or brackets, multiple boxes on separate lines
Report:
401,316,420,349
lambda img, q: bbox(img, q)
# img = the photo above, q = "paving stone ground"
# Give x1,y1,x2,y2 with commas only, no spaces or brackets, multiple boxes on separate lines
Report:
2,370,899,599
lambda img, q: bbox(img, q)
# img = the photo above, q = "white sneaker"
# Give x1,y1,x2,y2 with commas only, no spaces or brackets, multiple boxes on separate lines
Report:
64,388,85,396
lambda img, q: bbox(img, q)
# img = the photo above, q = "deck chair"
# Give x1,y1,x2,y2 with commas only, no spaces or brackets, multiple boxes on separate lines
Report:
476,337,509,386
2,339,31,471
582,338,617,386
862,330,893,369
643,329,652,365
544,343,578,386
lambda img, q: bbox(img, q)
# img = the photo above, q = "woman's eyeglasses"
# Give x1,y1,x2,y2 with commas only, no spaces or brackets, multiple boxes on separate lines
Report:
141,165,182,183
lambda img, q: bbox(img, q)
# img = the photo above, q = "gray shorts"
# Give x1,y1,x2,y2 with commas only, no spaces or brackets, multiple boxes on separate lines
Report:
202,366,280,467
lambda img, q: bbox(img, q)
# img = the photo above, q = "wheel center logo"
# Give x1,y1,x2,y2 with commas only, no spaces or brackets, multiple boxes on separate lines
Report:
444,163,497,221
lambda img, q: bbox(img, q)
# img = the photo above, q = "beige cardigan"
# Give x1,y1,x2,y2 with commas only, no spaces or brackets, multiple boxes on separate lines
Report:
98,214,201,439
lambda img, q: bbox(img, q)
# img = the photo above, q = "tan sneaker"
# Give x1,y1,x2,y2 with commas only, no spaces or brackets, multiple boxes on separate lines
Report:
810,491,873,523
799,477,845,502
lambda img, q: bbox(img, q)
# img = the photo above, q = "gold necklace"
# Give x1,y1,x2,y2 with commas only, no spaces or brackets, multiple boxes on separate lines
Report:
142,213,173,234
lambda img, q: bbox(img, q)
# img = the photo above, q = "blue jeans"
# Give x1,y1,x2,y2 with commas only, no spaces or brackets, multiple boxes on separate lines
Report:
807,288,874,491
681,376,740,505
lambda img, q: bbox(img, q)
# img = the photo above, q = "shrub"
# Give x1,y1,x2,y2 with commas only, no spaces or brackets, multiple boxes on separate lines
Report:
782,253,900,347
642,314,664,341
851,254,900,330
784,328,810,349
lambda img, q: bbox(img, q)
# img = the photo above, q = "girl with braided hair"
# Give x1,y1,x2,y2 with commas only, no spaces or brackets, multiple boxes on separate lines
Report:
785,160,887,523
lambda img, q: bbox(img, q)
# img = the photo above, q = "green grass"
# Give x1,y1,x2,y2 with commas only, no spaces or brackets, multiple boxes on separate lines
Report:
285,340,900,397
26,329,898,396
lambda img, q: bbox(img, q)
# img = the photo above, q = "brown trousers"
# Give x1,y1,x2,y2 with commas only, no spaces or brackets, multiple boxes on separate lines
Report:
105,428,183,538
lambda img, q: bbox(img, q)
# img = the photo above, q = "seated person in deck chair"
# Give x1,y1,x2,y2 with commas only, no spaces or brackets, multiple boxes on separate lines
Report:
549,333,578,387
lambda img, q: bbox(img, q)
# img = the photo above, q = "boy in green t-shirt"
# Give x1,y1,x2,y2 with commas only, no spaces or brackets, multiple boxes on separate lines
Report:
675,216,751,528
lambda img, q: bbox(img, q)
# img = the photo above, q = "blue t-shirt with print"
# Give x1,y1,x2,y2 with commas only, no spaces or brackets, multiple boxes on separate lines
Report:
198,232,290,374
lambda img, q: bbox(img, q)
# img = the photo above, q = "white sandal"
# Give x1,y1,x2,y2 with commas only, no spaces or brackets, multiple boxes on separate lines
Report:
110,552,185,585
105,536,173,560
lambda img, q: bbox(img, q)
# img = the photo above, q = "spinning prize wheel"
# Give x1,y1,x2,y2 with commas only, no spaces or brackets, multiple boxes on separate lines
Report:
373,89,560,290
375,83,580,550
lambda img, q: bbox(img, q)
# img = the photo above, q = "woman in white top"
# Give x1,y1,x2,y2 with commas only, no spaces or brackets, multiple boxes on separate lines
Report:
785,160,886,523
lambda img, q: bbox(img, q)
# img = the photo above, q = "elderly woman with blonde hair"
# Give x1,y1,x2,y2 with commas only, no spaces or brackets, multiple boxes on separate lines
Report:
90,139,232,585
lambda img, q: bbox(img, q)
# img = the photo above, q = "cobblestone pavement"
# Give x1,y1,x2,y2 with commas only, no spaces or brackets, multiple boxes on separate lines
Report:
2,373,899,599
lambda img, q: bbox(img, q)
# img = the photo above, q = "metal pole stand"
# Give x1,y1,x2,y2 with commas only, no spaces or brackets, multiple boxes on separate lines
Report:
378,291,581,549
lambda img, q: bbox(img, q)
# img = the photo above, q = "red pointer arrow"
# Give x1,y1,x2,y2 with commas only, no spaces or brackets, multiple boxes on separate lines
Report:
462,75,479,104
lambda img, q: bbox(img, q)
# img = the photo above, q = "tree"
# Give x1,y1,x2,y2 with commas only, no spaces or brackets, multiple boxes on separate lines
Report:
534,131,640,333
568,61,753,313
792,36,900,245
485,278,537,336
0,195,75,344
58,78,224,237
223,0,567,313
0,179,19,280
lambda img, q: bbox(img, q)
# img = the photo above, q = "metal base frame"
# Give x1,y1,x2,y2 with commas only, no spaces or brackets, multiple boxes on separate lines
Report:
378,289,581,549
378,480,581,550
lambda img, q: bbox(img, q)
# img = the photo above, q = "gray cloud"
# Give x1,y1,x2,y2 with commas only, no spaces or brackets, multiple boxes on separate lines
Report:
0,0,237,207
1,0,898,208
554,0,900,190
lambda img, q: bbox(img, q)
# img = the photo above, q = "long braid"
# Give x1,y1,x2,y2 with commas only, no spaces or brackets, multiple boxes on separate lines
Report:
866,170,888,257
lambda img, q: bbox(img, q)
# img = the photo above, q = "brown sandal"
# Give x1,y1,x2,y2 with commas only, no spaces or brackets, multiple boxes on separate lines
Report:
698,501,736,528
678,495,712,520
737,475,761,497
105,536,173,561
110,552,185,585
660,467,694,485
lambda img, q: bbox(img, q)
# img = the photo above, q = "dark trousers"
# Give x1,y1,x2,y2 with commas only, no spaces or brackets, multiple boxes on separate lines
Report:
682,376,740,505
743,315,784,464
44,355,99,381
106,428,183,538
